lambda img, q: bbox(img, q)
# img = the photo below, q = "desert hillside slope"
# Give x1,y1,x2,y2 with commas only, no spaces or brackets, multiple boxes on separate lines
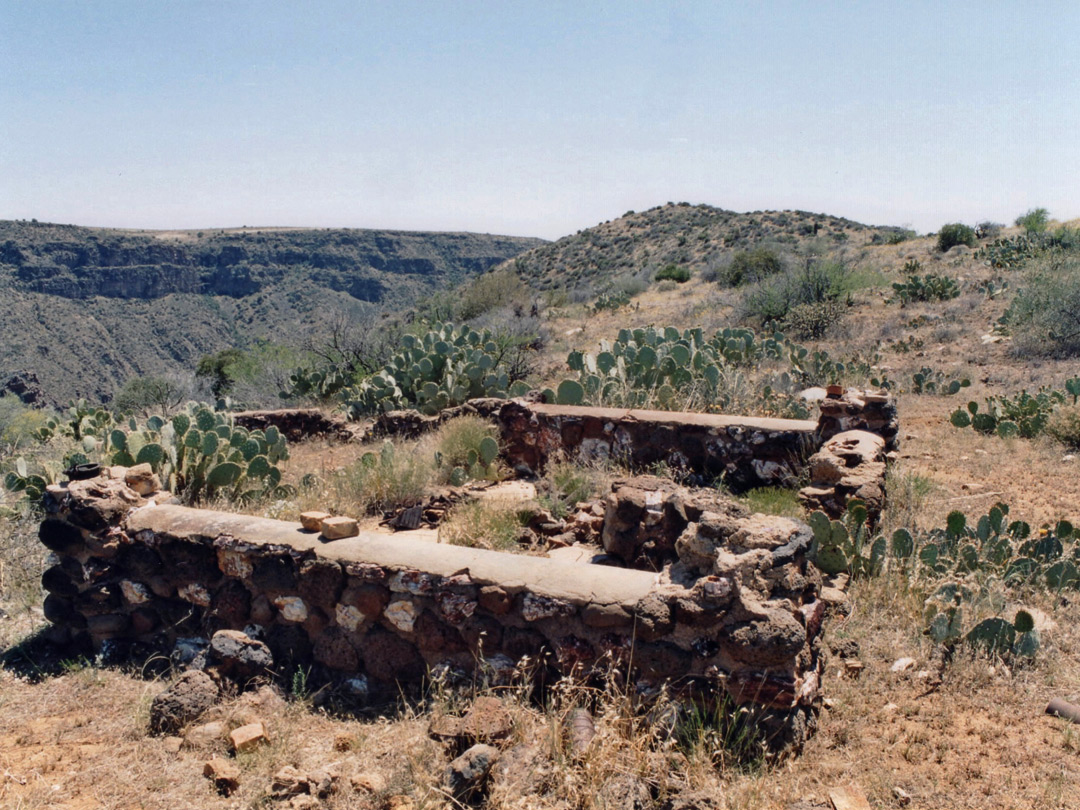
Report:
0,220,545,404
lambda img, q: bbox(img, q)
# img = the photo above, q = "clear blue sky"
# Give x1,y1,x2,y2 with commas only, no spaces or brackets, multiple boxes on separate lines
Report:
2,1,1077,239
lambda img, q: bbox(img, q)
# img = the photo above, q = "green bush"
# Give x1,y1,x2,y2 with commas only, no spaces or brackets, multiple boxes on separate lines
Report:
1015,207,1050,234
432,416,501,484
743,260,851,323
457,269,530,321
655,264,691,283
1046,404,1080,449
337,440,432,514
721,248,783,287
937,223,977,252
781,300,847,339
1007,255,1080,356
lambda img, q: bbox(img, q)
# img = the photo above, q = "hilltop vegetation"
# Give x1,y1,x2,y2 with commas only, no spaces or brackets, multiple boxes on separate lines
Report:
504,202,911,296
0,220,544,404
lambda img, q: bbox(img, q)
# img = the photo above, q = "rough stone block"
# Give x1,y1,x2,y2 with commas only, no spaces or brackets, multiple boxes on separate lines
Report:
300,511,331,531
203,757,241,795
321,516,359,540
229,721,268,753
124,463,162,496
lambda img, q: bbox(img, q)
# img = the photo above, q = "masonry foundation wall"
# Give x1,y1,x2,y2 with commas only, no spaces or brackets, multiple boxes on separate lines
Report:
39,474,829,750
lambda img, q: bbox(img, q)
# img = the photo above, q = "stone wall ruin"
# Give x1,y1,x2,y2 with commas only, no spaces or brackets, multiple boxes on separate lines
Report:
34,389,895,753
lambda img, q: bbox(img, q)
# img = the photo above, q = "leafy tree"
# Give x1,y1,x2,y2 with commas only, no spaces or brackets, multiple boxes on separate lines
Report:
196,348,246,398
937,223,977,252
1015,207,1051,234
722,248,784,286
112,375,192,418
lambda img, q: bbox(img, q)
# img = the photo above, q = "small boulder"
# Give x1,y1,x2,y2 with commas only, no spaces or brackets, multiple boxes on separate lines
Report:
321,515,359,540
149,670,220,735
203,757,240,796
183,720,226,749
208,629,273,683
229,721,268,753
444,743,499,799
300,511,332,531
124,463,162,496
272,765,312,799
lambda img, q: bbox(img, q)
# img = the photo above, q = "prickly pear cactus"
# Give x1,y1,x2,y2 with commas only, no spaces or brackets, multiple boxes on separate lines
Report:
344,323,530,418
108,404,290,503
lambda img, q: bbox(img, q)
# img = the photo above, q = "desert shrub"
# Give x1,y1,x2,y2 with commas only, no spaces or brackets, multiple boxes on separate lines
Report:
0,397,49,455
782,300,847,339
440,499,530,552
743,260,851,323
1046,404,1080,449
112,374,197,418
1008,254,1080,356
937,223,977,252
538,460,604,519
655,264,691,283
721,248,783,287
975,221,1003,240
1015,207,1050,234
432,416,501,484
457,269,530,321
655,279,677,292
335,440,432,514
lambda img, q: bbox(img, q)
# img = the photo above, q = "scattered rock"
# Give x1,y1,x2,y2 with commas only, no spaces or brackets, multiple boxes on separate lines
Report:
333,732,353,752
597,774,652,809
890,657,916,673
203,757,241,796
208,629,273,683
270,765,334,800
828,784,872,810
149,670,220,735
321,515,359,540
430,696,514,745
828,638,860,659
183,720,226,749
161,735,183,755
272,765,311,798
300,511,332,531
124,463,161,496
444,743,499,799
566,707,595,757
229,721,268,753
350,773,386,794
667,788,725,810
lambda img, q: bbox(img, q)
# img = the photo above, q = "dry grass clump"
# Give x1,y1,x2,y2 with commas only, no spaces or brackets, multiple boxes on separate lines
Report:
738,486,804,519
1045,404,1080,450
536,458,609,519
440,499,533,552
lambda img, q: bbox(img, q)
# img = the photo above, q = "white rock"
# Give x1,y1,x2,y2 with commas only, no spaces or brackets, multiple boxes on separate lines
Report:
273,596,308,623
384,598,418,633
335,604,365,632
121,580,151,605
891,657,916,673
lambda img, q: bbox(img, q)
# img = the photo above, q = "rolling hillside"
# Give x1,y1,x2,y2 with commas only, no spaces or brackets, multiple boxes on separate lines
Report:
0,221,544,404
